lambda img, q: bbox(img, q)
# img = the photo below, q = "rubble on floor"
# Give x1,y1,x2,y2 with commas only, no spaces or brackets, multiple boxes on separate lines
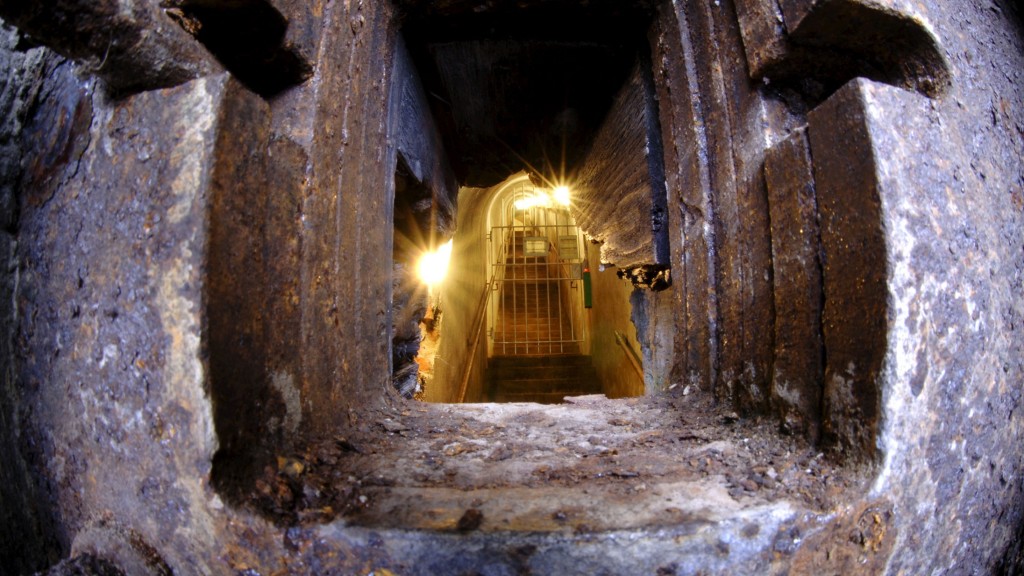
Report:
239,393,867,532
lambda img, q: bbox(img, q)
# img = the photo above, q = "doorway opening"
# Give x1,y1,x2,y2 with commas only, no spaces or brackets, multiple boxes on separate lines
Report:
481,176,603,403
487,177,586,358
202,0,880,544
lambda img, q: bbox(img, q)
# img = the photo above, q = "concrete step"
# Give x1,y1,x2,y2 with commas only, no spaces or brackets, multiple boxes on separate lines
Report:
486,355,600,403
493,392,578,404
488,355,592,376
496,379,601,394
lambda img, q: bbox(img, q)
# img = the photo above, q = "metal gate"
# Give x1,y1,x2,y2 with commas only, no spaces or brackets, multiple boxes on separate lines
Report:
487,182,586,356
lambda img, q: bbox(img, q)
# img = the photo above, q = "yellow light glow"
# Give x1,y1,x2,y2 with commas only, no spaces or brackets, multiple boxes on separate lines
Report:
513,194,551,210
553,185,571,206
417,240,453,286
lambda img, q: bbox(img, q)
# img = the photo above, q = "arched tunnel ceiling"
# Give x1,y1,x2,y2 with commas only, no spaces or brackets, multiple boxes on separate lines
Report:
397,0,658,188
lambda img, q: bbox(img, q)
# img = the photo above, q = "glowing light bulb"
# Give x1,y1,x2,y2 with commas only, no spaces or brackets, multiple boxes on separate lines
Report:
553,185,571,206
417,240,453,286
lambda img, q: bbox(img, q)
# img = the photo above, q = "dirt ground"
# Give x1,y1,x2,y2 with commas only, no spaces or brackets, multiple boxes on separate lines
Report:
240,391,866,534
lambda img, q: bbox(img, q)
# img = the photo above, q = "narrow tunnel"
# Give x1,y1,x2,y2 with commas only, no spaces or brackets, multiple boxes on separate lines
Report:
387,4,662,405
414,173,647,404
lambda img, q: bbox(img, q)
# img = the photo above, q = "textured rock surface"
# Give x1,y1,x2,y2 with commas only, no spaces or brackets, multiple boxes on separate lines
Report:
653,0,793,418
15,73,236,573
807,82,889,461
0,0,221,94
0,28,81,573
734,0,951,102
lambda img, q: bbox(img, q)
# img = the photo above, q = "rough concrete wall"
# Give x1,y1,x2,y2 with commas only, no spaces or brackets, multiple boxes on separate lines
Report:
762,129,825,440
648,3,718,395
262,0,398,436
389,36,458,228
388,35,460,399
723,0,1024,570
855,66,1023,572
691,0,791,417
0,0,1022,574
584,244,645,399
15,73,234,573
651,0,803,417
651,0,1024,567
734,0,951,100
205,82,278,469
806,85,888,461
7,0,407,569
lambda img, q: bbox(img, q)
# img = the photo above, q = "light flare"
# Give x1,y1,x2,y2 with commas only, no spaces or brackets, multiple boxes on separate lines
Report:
417,239,453,286
553,185,571,206
513,186,572,210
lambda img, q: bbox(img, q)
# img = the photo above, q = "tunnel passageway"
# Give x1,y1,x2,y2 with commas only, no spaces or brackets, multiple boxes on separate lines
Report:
1,0,1021,572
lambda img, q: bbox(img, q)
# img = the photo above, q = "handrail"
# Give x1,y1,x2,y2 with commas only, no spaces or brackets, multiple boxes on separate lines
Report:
456,286,492,403
614,330,644,381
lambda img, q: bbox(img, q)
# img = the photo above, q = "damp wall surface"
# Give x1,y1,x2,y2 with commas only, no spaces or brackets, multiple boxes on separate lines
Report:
14,71,237,573
0,0,410,569
645,0,1024,570
0,25,66,574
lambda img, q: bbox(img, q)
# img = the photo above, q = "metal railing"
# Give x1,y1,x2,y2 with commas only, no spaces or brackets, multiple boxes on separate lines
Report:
456,287,491,403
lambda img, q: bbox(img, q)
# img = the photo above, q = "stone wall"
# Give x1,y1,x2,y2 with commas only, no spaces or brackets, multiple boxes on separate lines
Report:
15,72,232,573
428,183,491,403
572,62,671,274
0,0,221,94
647,0,1024,569
0,24,65,573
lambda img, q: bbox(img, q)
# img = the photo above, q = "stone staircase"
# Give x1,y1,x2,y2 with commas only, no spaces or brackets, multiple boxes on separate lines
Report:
486,355,601,403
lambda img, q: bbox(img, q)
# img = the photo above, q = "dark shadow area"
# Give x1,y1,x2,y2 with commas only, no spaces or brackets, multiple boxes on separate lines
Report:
392,156,434,398
398,0,659,187
166,0,312,98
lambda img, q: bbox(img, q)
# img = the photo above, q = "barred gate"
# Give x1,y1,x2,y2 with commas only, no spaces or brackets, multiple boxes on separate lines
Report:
487,182,586,356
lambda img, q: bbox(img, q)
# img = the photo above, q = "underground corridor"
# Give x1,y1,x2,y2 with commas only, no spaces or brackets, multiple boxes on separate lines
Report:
1,0,1023,574
397,173,646,404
